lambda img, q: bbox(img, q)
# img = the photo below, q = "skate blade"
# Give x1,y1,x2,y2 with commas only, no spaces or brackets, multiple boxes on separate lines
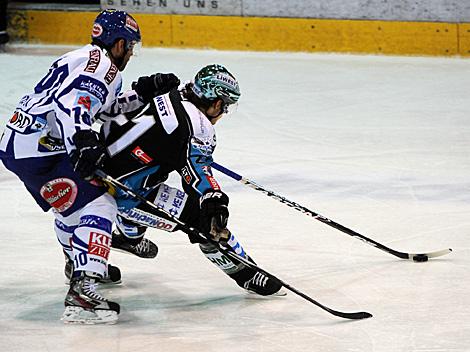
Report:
245,288,288,298
64,279,122,286
61,306,118,325
112,246,157,259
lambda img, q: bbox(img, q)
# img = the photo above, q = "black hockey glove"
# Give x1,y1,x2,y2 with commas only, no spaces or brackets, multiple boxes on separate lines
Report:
70,130,107,181
200,190,230,243
132,73,180,102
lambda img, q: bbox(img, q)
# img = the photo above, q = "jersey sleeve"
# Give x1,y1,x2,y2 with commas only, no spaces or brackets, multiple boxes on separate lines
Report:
95,89,147,123
179,138,221,199
177,101,222,199
52,47,122,154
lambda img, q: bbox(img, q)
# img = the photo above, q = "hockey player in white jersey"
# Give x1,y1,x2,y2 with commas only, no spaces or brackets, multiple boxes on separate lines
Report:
101,64,284,297
0,9,179,324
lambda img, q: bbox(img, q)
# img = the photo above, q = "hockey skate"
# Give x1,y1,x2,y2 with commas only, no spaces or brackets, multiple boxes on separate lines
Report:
243,271,286,297
111,229,158,259
62,272,120,325
64,255,122,285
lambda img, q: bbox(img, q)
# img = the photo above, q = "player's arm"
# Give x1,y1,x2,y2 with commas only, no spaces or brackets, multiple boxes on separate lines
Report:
95,73,180,123
178,138,229,241
53,61,120,180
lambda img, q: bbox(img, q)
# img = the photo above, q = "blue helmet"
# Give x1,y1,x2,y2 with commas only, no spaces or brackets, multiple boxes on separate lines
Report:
92,9,141,49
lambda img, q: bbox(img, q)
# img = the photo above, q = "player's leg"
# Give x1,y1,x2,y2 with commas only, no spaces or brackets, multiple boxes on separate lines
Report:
111,215,158,258
117,183,283,296
54,213,121,285
62,192,121,324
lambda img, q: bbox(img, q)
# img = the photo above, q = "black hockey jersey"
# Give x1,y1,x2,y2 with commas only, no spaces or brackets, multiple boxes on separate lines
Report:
101,88,222,210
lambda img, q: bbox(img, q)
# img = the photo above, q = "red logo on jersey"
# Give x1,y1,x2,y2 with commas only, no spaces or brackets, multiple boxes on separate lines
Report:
40,178,78,213
206,176,220,190
10,112,18,123
132,146,153,164
78,95,91,111
88,232,111,260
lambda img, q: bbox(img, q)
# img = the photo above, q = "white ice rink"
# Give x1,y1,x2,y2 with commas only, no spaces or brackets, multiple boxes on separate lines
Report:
0,46,469,352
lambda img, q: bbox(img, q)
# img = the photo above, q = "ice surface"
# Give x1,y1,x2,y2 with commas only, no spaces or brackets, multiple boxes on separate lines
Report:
0,45,469,352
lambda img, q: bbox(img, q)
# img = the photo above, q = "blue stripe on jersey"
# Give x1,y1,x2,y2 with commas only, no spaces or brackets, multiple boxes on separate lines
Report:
56,74,109,105
55,219,77,233
78,215,113,233
115,165,161,211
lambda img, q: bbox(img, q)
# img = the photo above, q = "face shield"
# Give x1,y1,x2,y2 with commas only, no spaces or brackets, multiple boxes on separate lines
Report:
126,40,142,56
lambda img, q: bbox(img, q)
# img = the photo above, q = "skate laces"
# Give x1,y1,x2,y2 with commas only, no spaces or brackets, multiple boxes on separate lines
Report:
82,278,106,301
135,238,150,254
244,272,269,289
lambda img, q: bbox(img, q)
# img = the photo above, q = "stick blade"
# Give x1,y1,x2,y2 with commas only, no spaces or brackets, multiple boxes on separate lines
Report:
329,310,373,320
410,248,452,262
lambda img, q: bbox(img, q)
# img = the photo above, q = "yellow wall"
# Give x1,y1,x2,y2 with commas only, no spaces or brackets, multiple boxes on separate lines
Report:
8,9,470,57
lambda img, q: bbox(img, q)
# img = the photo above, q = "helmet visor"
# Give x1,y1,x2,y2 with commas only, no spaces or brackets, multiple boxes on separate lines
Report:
127,40,142,56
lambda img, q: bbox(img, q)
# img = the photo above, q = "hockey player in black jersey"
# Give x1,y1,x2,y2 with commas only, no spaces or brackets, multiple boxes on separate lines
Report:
101,64,283,296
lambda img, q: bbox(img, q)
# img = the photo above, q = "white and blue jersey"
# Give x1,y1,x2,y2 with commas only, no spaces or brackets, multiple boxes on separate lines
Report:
0,44,142,160
0,44,143,216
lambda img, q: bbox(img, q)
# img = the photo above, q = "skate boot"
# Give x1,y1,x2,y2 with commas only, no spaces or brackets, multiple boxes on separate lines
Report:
64,255,121,285
62,272,120,325
243,271,286,296
230,263,286,297
111,229,158,259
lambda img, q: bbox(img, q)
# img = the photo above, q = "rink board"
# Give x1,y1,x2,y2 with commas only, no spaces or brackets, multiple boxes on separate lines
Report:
7,9,470,56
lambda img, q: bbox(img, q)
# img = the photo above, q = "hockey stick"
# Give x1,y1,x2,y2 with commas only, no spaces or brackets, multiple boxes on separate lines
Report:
211,162,452,262
95,170,372,320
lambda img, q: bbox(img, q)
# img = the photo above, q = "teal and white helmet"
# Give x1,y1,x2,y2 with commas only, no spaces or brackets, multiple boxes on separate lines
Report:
192,64,241,112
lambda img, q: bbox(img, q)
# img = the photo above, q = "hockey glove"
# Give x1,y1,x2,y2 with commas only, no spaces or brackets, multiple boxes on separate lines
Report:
132,73,180,102
200,190,230,243
70,130,107,181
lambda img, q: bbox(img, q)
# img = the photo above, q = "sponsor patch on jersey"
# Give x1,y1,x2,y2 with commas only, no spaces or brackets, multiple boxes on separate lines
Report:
74,92,99,112
181,166,192,184
104,63,118,85
154,95,178,134
40,178,78,213
84,49,101,73
206,175,221,190
91,23,103,38
125,16,139,32
88,232,111,260
8,111,33,132
131,146,153,164
76,75,108,104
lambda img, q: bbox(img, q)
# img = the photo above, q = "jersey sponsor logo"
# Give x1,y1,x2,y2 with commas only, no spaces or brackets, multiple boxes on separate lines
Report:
104,63,118,85
154,95,178,134
191,136,214,156
120,208,177,231
181,166,192,184
206,175,221,190
7,111,33,132
40,178,78,213
84,49,101,73
78,76,108,104
74,92,99,112
88,232,111,260
125,16,139,32
132,146,153,164
91,23,103,38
